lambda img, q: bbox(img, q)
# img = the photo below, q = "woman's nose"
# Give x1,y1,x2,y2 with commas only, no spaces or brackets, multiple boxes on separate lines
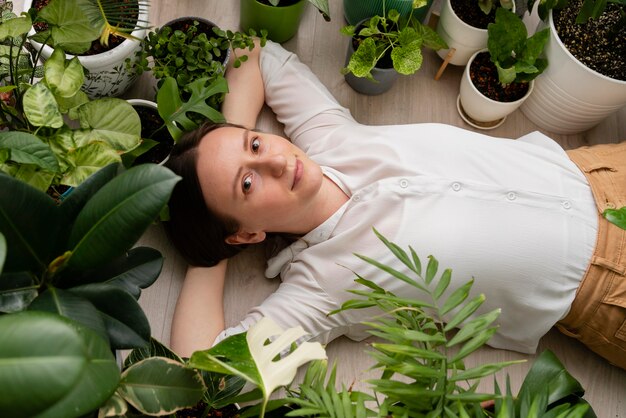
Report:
258,154,287,177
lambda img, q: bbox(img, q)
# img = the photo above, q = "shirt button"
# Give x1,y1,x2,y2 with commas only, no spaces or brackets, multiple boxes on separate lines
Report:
451,182,461,191
353,194,361,202
507,192,516,201
562,201,572,209
399,179,409,188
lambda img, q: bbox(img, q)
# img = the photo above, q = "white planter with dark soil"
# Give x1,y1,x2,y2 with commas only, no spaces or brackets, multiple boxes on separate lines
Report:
435,0,514,66
520,11,626,134
458,49,534,129
24,0,148,99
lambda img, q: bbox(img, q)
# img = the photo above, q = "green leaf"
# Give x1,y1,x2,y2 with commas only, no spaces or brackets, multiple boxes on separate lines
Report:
119,357,205,415
0,131,59,172
344,37,377,79
98,392,128,417
75,98,142,151
424,255,438,285
433,268,452,300
37,0,102,54
28,286,110,344
441,279,473,316
417,21,448,50
448,360,523,382
450,327,498,363
447,309,501,347
70,283,151,349
0,15,32,40
157,76,228,141
59,163,118,221
0,311,119,418
124,337,183,368
61,142,121,187
444,294,485,332
604,207,626,230
23,82,63,128
391,40,423,75
355,253,427,292
0,173,64,273
0,272,38,313
66,164,180,270
44,49,84,99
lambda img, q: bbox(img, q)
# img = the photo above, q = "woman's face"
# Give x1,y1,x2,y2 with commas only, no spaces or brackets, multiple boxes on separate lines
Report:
196,126,325,243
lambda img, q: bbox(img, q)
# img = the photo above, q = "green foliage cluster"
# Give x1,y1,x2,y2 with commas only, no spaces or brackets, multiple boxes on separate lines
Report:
0,163,185,417
130,18,266,141
0,8,142,191
604,206,626,230
341,5,448,80
478,0,514,14
487,8,549,85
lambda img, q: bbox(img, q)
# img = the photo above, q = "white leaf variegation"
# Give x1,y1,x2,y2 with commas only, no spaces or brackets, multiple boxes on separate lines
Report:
247,317,327,398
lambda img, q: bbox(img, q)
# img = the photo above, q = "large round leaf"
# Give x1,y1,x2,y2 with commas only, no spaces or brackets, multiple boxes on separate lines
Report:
60,142,121,187
0,131,59,172
66,164,180,270
43,49,84,99
23,83,63,128
0,311,119,418
75,98,142,151
119,357,205,415
0,173,63,273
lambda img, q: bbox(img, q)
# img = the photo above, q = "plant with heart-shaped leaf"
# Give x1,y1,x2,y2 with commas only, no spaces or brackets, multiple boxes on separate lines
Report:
0,10,142,193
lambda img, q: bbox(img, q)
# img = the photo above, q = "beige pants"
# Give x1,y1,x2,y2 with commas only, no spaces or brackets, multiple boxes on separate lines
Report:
558,142,626,370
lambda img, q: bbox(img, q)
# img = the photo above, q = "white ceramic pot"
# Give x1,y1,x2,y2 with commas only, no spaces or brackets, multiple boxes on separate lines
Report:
520,11,626,134
126,98,173,166
459,49,534,128
436,0,514,66
24,0,148,99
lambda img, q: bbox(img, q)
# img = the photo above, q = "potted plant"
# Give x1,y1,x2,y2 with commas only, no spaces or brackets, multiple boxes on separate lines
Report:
0,163,202,417
341,4,448,95
520,0,626,134
131,17,264,141
343,0,435,26
0,10,142,194
435,0,514,66
458,7,549,128
23,0,150,98
239,0,330,43
124,99,175,167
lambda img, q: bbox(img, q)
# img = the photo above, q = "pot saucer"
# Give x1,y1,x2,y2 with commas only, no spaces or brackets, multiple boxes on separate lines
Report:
456,95,506,130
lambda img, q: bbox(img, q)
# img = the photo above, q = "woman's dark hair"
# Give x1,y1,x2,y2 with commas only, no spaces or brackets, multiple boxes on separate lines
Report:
164,121,248,267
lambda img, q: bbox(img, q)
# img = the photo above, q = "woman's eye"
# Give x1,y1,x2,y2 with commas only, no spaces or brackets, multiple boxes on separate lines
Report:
242,174,253,193
251,138,260,153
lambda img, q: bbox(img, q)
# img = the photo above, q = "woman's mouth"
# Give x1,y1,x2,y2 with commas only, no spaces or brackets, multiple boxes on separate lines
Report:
292,159,303,190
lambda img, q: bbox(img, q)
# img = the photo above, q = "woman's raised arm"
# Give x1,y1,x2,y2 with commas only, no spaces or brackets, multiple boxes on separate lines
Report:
170,259,228,357
221,39,265,128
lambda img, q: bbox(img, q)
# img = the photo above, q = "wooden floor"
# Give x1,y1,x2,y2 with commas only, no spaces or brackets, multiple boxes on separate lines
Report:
60,0,625,415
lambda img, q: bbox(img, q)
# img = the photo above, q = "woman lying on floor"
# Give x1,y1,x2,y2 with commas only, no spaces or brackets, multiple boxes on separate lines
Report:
164,40,626,370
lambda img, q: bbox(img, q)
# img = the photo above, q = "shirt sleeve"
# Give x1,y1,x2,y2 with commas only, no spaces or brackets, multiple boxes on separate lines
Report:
213,279,351,346
259,40,356,149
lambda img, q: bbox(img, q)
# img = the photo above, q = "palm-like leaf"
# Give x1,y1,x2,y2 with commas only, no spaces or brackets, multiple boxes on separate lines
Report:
82,0,151,46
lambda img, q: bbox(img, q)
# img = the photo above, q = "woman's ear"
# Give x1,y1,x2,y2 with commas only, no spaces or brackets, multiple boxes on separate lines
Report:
225,230,266,245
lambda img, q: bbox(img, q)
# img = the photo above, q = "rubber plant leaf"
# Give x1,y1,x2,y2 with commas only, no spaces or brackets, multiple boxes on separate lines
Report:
119,357,205,415
604,207,626,230
74,98,142,151
0,311,119,418
157,76,228,141
0,14,31,40
69,283,151,349
0,174,64,273
23,82,63,128
98,392,128,418
124,337,184,368
28,286,110,344
60,141,121,187
0,131,59,172
35,0,100,54
59,163,118,222
65,164,180,271
43,49,84,99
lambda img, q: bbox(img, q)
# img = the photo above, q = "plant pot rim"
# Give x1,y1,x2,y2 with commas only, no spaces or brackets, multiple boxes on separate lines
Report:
465,49,535,106
444,0,516,33
23,0,149,62
248,0,306,10
548,10,626,85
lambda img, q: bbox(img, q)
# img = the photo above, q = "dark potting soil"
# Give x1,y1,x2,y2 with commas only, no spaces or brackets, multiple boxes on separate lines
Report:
132,106,174,166
167,18,215,35
554,0,626,81
175,402,239,418
450,0,498,29
31,0,135,54
469,51,530,102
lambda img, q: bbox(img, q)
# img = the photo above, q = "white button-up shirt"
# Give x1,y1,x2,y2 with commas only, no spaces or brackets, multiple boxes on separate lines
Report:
216,41,598,354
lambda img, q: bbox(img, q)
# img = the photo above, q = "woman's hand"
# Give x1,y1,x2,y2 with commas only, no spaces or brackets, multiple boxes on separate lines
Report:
170,259,228,357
